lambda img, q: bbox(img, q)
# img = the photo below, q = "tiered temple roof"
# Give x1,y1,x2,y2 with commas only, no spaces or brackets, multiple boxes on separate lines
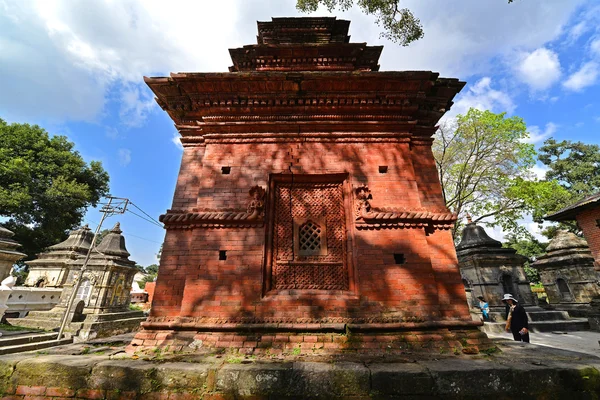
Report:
229,17,382,72
144,17,464,146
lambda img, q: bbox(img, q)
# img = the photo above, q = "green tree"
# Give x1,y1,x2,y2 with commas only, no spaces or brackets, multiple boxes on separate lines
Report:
296,0,517,46
94,229,111,247
538,139,600,211
138,263,159,289
0,118,110,260
433,108,562,238
503,234,548,283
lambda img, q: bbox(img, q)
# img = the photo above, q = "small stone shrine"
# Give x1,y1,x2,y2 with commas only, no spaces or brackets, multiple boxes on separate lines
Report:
11,223,145,340
456,219,536,310
24,225,93,288
131,17,490,354
532,230,600,309
545,192,600,270
0,226,26,282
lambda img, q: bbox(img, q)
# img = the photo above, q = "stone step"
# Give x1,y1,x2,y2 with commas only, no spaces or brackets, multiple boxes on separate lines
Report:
480,318,590,334
488,310,572,323
0,332,57,347
0,337,73,355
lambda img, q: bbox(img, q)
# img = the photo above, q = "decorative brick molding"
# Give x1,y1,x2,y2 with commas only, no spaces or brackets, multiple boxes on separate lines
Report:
160,185,266,229
141,315,482,332
354,185,456,231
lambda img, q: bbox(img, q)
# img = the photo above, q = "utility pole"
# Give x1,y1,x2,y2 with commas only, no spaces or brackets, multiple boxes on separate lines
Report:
57,196,129,341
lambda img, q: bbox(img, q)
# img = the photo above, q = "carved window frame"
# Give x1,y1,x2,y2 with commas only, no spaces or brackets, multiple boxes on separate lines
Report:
263,172,356,295
294,217,328,257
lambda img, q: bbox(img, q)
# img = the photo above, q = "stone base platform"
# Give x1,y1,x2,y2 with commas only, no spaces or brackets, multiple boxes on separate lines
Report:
1,339,600,399
128,326,493,356
483,309,591,333
7,310,146,341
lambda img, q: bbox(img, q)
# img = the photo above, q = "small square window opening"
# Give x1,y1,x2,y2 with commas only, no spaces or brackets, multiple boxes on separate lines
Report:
379,166,388,174
219,250,227,260
393,253,406,264
221,166,231,174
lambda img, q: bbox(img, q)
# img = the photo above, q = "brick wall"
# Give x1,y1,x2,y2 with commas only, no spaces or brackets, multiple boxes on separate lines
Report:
576,207,600,269
148,140,471,325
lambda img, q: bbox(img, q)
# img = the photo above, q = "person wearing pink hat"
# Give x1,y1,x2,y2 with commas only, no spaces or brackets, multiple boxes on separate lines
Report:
502,294,530,343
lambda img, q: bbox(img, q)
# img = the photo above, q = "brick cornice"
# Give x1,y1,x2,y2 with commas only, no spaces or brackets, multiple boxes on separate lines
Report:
354,185,456,231
145,72,464,137
160,185,266,229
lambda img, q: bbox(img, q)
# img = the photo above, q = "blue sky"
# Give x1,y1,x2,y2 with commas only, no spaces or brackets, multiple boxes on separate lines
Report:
1,0,600,265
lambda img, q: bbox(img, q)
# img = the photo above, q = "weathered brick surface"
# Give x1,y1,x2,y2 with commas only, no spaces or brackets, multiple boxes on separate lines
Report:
577,208,600,269
15,387,45,396
135,17,479,352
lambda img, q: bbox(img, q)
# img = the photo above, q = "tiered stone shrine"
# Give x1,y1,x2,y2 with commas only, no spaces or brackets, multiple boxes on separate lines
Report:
0,226,26,282
456,220,536,310
11,223,145,340
132,17,489,354
24,225,94,288
532,230,600,309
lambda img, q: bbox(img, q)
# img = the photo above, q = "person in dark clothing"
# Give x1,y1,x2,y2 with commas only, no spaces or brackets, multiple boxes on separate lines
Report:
502,293,530,343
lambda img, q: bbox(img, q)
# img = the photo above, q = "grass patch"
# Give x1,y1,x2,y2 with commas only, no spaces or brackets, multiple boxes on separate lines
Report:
0,323,38,332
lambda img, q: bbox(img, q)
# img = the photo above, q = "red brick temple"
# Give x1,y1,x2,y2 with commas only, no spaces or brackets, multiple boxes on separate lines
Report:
132,17,488,353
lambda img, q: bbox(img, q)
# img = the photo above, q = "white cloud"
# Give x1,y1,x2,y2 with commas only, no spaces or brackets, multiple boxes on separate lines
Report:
529,164,549,180
563,61,600,91
375,0,584,77
449,77,515,117
0,0,588,126
119,84,156,128
568,21,588,42
514,48,561,91
171,132,183,150
524,122,558,144
0,0,240,124
105,126,119,139
591,38,600,56
118,148,132,166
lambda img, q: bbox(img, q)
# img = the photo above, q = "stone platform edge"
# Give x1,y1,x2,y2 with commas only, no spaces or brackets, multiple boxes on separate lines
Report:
2,342,600,399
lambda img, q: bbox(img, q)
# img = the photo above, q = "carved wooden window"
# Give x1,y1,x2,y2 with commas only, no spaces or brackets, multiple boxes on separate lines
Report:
267,176,350,291
294,218,327,257
299,221,321,254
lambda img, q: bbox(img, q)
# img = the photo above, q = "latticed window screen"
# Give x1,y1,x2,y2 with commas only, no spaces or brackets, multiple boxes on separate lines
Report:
299,221,322,255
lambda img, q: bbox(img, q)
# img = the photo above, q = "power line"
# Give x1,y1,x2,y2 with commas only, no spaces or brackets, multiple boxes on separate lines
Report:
126,208,164,229
129,201,163,227
84,219,162,244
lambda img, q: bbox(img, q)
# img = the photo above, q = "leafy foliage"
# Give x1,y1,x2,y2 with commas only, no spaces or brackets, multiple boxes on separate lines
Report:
296,0,516,46
0,118,110,260
538,139,600,207
138,263,159,289
296,0,423,45
503,234,548,283
94,229,111,246
433,108,558,238
532,139,600,237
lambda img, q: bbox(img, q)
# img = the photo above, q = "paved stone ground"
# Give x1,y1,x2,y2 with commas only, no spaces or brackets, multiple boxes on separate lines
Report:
487,330,600,357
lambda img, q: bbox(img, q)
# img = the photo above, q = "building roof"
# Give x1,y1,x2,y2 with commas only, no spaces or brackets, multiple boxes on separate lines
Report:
144,17,465,146
229,17,382,72
544,192,600,221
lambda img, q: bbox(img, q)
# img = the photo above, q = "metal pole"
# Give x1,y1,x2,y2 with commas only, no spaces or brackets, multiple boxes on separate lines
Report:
57,197,128,341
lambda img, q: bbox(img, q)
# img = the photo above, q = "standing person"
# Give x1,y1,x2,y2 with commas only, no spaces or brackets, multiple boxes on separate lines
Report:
502,294,530,343
477,295,490,321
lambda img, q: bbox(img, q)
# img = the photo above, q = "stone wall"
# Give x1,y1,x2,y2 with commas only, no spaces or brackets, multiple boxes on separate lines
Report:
5,287,62,318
